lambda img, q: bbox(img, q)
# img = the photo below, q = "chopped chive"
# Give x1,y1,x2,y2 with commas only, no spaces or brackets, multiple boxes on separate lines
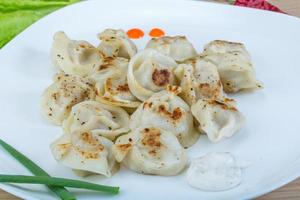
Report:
0,175,119,194
0,139,75,200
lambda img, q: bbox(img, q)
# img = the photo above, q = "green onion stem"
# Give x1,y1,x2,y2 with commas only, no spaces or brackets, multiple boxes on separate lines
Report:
0,139,75,200
0,175,119,194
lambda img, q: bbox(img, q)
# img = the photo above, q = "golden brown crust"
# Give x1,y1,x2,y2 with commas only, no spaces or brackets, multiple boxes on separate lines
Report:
141,128,164,156
115,143,132,152
98,57,115,70
116,83,130,92
207,100,237,111
74,132,104,159
96,56,128,71
166,85,182,95
143,101,153,109
157,105,183,122
198,80,222,99
105,78,129,94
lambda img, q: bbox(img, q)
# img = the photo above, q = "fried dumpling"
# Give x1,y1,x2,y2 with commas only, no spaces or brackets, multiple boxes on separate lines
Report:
89,57,141,108
51,31,103,76
41,73,95,125
51,130,118,177
191,99,245,143
63,100,130,140
203,40,262,93
97,29,137,59
113,126,187,176
203,40,251,60
127,49,178,101
146,36,197,62
130,86,199,148
174,56,233,106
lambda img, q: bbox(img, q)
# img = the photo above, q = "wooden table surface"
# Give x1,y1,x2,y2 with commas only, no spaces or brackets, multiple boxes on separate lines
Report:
1,0,300,199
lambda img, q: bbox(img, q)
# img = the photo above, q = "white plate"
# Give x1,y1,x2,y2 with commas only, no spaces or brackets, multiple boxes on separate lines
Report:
1,0,300,199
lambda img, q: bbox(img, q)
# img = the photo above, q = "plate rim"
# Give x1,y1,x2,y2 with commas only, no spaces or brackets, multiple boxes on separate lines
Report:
1,0,300,199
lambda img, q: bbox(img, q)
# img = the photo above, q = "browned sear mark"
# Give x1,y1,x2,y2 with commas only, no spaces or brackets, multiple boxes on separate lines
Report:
76,148,102,159
98,57,115,70
167,85,181,95
116,143,132,152
78,44,94,49
208,100,237,111
158,105,183,121
116,83,129,92
199,82,222,99
80,132,104,148
199,83,210,89
152,69,170,87
75,132,104,159
99,64,111,70
51,92,59,100
141,128,163,155
143,101,153,109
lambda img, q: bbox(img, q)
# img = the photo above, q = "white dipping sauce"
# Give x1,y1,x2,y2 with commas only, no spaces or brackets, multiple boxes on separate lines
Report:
186,152,242,191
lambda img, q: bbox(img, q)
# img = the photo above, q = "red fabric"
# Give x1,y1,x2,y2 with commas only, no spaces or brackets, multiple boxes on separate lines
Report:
233,0,285,13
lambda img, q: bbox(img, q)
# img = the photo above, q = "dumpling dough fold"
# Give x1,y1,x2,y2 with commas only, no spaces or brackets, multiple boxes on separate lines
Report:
63,100,130,140
51,130,118,177
191,99,245,142
97,29,137,59
41,73,95,125
146,36,197,62
127,49,178,101
113,126,187,176
175,56,235,106
51,31,103,76
130,86,199,148
89,57,141,108
202,40,262,93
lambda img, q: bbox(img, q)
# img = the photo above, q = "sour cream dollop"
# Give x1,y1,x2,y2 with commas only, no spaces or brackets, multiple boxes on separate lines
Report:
186,152,242,191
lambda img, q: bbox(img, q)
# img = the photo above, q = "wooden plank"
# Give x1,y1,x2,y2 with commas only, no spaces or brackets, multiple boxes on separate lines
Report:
268,0,300,17
258,178,300,199
0,191,18,200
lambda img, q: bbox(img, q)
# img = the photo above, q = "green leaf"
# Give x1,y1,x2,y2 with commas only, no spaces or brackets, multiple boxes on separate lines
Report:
0,0,80,48
0,0,78,12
